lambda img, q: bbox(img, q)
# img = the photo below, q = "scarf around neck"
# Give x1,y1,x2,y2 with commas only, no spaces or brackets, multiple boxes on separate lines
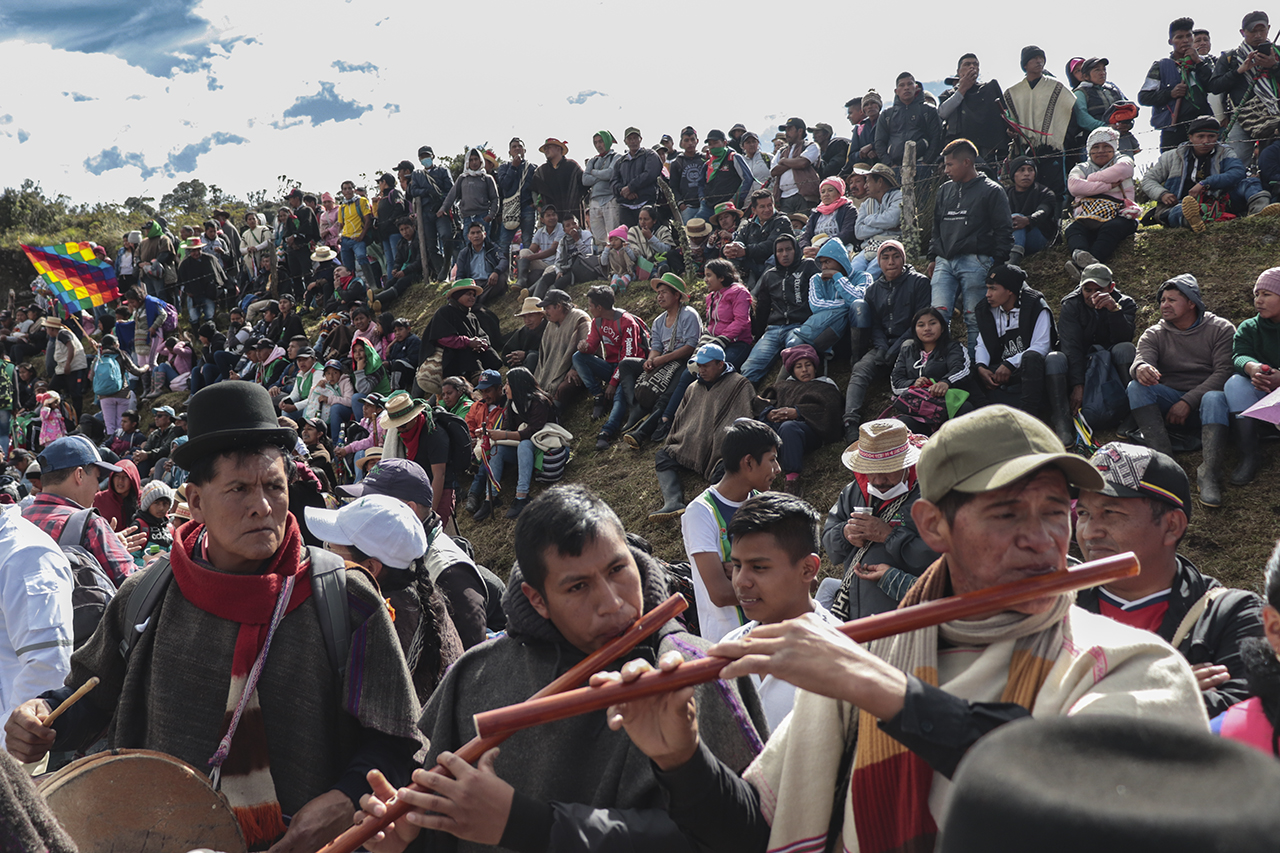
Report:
745,555,1071,853
169,515,310,849
815,195,849,216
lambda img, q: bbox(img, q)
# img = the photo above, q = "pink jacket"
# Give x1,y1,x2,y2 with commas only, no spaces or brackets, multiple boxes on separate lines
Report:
1068,160,1140,219
705,283,753,344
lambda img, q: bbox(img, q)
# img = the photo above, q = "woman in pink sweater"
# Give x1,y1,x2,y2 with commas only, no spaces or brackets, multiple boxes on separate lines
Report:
703,258,754,365
1064,126,1141,269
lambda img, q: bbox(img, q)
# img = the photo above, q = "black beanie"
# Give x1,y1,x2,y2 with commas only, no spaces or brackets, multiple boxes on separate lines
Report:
1021,45,1046,70
987,263,1027,291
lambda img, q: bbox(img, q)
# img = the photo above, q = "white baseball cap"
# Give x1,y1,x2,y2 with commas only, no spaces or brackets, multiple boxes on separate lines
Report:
306,494,428,570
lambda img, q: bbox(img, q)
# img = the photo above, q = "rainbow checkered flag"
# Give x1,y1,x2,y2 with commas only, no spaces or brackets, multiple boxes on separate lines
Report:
22,242,120,313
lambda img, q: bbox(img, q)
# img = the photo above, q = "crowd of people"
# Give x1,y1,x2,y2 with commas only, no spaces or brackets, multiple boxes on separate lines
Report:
2,14,1280,852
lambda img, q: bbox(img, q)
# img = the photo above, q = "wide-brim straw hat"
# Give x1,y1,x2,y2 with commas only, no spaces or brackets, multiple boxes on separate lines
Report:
842,419,922,474
652,272,690,298
355,447,383,472
514,297,545,316
538,138,568,155
865,162,900,188
379,391,427,430
685,218,713,238
446,279,484,298
42,317,64,331
311,246,337,262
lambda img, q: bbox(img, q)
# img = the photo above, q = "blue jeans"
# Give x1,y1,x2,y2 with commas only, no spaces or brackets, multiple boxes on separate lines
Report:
490,439,535,497
661,340,752,421
572,353,628,435
1162,175,1264,226
931,254,994,360
330,403,353,443
498,205,537,259
186,295,215,324
154,362,180,387
1126,381,1228,425
742,324,803,384
1225,374,1266,413
1013,225,1049,255
770,418,820,474
382,232,403,284
786,307,850,355
340,235,368,271
849,252,882,282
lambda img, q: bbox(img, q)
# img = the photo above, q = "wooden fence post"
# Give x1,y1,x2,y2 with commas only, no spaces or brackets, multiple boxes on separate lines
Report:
901,141,920,262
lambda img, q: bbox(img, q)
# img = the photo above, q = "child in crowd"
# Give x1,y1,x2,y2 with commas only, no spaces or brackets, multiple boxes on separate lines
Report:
335,392,386,480
1106,100,1141,158
604,225,635,292
720,491,841,730
37,391,65,449
133,480,176,553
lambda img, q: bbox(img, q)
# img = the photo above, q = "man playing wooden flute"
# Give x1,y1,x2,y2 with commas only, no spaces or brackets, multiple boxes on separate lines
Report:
605,404,1208,853
357,484,767,853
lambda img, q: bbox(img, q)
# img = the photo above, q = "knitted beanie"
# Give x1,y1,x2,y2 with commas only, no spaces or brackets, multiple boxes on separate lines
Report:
1256,267,1280,298
1021,45,1046,71
138,480,175,513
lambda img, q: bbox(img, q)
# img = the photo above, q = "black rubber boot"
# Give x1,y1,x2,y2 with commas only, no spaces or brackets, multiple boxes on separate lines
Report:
648,468,686,519
1230,416,1263,486
1045,371,1076,449
1130,404,1173,456
1197,423,1228,508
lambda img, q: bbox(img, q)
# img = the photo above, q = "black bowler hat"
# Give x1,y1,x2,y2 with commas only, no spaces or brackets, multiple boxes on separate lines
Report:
940,715,1280,853
170,382,298,469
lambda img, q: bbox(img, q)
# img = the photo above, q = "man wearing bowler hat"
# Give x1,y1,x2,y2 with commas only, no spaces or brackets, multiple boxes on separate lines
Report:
5,382,423,853
610,405,1207,853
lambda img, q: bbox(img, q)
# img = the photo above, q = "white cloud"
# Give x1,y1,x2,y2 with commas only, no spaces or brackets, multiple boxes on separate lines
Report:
0,0,1232,206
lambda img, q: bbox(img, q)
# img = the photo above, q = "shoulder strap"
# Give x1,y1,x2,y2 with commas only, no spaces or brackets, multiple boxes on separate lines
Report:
118,556,174,662
58,507,95,549
1169,586,1228,650
308,546,350,679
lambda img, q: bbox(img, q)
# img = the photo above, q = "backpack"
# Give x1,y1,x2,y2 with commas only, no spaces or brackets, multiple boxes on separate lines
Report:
93,353,126,396
158,300,179,335
432,406,474,481
1081,345,1128,430
119,546,351,676
57,508,118,649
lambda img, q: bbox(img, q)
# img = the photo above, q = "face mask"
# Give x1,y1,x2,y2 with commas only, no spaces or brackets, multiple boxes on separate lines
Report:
709,146,727,156
868,479,909,502
420,158,433,168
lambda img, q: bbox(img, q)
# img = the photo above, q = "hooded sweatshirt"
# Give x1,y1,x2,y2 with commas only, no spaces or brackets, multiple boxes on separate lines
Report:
414,552,767,853
1005,156,1060,240
809,238,864,312
438,148,500,220
92,459,141,531
752,234,817,335
351,338,392,396
1131,275,1236,409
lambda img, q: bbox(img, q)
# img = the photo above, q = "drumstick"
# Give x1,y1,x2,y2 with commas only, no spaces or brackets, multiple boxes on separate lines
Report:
41,677,99,727
473,552,1140,740
320,593,688,853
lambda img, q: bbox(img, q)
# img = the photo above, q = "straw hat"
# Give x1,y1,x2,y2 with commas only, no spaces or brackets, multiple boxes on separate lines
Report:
42,317,64,331
538,138,568,155
652,272,690,299
311,246,337,262
446,279,484,299
514,296,545,316
841,419,922,474
356,447,384,472
685,218,712,238
379,391,427,430
864,162,900,188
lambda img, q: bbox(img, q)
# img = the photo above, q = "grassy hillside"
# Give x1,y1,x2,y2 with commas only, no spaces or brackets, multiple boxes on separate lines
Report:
359,218,1280,594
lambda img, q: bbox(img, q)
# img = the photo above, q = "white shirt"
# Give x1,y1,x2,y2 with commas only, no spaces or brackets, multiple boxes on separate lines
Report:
0,511,73,744
974,303,1051,371
681,486,748,643
778,142,819,198
721,602,841,731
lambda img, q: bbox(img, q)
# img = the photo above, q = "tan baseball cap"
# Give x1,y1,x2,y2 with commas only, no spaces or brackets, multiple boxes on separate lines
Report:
916,405,1103,503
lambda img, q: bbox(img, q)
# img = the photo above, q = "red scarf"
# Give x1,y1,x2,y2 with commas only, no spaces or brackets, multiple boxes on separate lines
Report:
397,413,424,461
170,515,311,848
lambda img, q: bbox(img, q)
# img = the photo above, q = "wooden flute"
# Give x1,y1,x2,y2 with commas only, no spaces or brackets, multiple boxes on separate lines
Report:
473,552,1139,740
319,592,688,853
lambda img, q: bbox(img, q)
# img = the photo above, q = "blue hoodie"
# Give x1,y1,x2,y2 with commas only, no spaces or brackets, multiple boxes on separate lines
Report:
809,238,869,311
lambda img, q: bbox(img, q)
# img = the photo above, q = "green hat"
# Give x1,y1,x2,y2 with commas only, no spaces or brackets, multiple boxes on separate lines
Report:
446,279,483,298
916,405,1103,503
652,272,689,298
713,202,743,223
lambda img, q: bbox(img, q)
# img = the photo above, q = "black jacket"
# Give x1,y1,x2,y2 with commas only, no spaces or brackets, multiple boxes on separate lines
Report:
1076,556,1264,718
819,138,852,178
874,95,943,165
1209,46,1280,114
734,214,795,269
974,284,1057,371
1057,286,1138,386
751,235,817,336
865,265,933,353
1006,181,1060,240
928,174,1013,263
176,253,225,300
611,149,663,207
939,79,1009,160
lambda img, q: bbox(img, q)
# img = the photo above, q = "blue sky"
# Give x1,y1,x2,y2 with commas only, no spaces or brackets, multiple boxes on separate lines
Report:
0,1,1258,205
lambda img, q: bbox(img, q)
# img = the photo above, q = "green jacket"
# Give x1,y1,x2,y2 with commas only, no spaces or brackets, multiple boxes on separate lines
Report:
1232,315,1280,375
